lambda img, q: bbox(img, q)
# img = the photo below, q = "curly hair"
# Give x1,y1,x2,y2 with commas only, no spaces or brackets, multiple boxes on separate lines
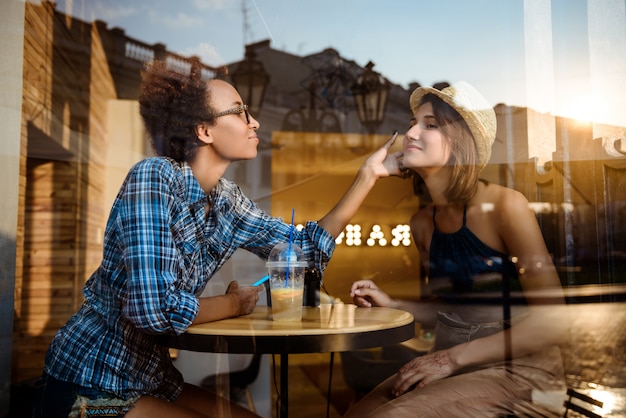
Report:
411,94,480,205
138,60,216,162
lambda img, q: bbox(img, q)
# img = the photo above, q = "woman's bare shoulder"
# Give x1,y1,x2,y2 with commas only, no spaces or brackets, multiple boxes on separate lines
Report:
480,182,529,210
472,183,534,233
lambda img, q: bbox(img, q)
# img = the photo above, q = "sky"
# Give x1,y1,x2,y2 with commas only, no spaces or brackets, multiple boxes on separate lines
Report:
51,0,626,127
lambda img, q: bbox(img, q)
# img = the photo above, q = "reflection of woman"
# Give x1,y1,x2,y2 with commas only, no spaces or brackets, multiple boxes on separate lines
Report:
346,82,567,417
35,61,401,418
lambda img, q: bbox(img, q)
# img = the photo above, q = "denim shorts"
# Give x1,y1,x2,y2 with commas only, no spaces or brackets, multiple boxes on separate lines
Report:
33,374,139,417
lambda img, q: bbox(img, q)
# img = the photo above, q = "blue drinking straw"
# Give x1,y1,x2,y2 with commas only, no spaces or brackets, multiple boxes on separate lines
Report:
286,208,295,285
252,274,270,287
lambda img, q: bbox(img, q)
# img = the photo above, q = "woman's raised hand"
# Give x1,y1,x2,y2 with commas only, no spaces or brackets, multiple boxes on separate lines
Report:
361,131,405,179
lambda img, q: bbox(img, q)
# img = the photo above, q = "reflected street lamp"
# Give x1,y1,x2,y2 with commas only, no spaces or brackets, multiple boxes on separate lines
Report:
281,81,342,133
231,46,271,116
351,61,390,134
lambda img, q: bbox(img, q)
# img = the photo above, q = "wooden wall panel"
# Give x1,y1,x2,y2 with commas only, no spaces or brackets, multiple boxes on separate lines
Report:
14,2,115,382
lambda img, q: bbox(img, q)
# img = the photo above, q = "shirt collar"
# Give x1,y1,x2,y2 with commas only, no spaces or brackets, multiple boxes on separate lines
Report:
180,162,229,209
181,162,207,205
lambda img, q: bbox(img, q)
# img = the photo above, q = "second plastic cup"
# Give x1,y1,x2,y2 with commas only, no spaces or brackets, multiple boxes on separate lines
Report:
266,243,307,321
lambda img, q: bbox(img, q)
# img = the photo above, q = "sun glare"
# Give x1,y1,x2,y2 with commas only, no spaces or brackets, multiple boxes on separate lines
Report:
560,94,609,124
588,389,616,415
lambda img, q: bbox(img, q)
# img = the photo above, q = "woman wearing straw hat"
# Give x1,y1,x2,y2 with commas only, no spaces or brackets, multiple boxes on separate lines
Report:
346,81,567,417
35,60,403,418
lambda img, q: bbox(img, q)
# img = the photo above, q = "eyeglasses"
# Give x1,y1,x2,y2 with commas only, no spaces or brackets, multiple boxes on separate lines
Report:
213,104,251,125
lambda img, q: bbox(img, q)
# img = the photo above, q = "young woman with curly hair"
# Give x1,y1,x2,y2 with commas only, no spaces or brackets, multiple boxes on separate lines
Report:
35,60,404,418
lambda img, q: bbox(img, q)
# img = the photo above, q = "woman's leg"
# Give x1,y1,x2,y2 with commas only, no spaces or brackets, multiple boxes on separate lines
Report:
342,376,395,418
126,383,260,418
344,367,533,418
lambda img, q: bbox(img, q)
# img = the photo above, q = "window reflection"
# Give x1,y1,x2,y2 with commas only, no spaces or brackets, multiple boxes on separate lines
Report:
4,1,626,416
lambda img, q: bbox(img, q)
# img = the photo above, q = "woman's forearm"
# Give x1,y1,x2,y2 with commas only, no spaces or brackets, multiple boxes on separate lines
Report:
318,168,377,238
449,306,569,368
318,133,401,238
192,294,239,325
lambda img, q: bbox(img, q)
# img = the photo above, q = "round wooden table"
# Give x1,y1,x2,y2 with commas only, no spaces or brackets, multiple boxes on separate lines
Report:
165,304,415,418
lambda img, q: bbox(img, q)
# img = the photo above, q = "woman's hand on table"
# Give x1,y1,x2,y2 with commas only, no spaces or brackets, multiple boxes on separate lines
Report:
391,349,457,397
226,281,263,316
350,280,395,308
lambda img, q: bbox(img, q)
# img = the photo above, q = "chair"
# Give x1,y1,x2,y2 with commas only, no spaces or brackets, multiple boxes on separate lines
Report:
201,354,262,413
563,388,604,418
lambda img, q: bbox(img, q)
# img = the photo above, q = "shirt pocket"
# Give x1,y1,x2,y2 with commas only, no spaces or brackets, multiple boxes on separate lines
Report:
172,217,202,293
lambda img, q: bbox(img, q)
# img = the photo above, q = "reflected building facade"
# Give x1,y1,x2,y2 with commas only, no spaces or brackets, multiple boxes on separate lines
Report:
3,1,626,416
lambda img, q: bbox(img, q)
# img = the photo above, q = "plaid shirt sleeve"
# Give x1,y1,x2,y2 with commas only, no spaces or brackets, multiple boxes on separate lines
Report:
210,179,336,271
118,159,199,335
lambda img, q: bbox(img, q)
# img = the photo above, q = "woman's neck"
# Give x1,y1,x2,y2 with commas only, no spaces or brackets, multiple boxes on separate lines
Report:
421,167,452,207
188,147,229,194
431,180,482,210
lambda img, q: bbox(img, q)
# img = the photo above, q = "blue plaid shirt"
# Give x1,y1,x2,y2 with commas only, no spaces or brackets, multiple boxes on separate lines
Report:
44,157,335,401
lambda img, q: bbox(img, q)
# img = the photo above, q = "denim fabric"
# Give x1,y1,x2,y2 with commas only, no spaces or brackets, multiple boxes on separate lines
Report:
433,310,505,352
33,374,137,418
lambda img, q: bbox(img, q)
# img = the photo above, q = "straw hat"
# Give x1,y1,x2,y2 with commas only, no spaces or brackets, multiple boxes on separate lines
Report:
409,81,496,170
